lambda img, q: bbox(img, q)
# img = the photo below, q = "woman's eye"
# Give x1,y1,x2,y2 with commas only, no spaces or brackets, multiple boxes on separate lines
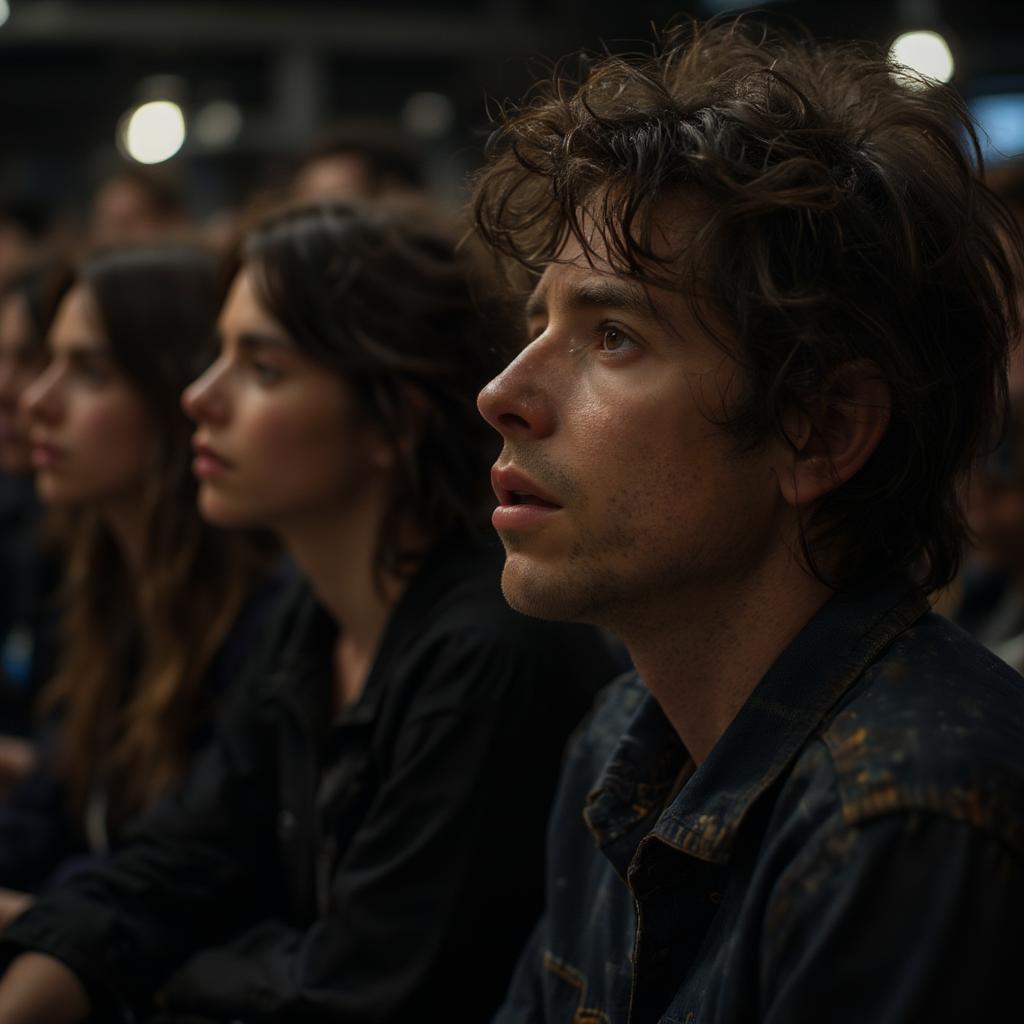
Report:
75,362,109,385
251,360,282,383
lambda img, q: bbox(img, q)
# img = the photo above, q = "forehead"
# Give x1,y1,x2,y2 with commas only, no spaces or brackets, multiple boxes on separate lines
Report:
0,293,31,345
220,268,281,331
49,285,105,349
528,232,690,332
219,267,309,360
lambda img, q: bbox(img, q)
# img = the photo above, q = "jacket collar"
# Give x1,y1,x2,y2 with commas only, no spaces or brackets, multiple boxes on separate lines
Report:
585,580,929,875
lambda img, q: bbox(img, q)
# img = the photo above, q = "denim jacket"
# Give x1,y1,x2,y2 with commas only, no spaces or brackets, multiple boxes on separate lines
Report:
495,582,1024,1023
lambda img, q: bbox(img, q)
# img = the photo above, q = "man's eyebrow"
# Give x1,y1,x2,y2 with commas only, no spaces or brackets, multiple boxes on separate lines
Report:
566,279,652,318
525,278,653,322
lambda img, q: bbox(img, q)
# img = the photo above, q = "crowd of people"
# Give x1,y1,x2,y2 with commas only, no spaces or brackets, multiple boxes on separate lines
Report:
0,16,1022,1023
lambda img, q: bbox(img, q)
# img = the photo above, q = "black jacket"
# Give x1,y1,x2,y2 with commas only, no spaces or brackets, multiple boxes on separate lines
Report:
0,473,59,737
1,535,620,1022
0,569,287,892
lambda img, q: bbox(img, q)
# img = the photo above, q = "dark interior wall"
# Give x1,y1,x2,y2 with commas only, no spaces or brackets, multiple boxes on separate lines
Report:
1,0,1021,220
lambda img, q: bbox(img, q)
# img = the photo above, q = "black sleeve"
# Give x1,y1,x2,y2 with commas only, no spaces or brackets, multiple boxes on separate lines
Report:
160,630,598,1022
0,727,78,892
0,773,72,892
761,811,1024,1022
0,684,282,1019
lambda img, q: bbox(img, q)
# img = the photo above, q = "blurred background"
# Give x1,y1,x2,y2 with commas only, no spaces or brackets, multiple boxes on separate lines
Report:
0,0,1021,254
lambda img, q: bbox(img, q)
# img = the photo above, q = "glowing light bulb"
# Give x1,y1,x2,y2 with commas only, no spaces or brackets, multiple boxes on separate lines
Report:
889,30,955,86
122,101,186,164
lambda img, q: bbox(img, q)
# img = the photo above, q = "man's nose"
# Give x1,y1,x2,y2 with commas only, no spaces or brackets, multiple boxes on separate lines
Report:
477,341,557,441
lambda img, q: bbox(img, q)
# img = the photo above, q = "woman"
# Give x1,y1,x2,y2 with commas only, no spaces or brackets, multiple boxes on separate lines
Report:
0,200,619,1023
0,257,70,745
0,244,280,904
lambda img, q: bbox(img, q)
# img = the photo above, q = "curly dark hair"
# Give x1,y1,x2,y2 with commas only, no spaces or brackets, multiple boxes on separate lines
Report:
238,199,519,576
473,18,1024,593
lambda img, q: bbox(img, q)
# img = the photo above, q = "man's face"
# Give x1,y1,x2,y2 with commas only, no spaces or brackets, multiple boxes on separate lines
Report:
476,235,790,628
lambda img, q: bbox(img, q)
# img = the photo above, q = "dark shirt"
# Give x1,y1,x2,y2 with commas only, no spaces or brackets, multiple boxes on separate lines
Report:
495,582,1024,1023
0,569,286,892
0,535,620,1023
0,473,59,737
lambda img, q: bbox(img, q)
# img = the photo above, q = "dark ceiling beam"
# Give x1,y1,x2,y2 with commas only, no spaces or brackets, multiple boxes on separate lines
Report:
0,1,554,55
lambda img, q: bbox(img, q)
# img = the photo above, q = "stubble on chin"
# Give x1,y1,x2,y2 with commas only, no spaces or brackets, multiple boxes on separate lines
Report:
499,554,586,623
497,538,626,628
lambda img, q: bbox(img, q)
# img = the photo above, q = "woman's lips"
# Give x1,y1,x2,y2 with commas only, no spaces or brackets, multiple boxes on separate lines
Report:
191,440,232,480
29,441,62,468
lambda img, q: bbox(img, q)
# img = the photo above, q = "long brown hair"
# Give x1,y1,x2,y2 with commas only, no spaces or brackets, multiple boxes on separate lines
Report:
39,245,269,831
473,17,1024,593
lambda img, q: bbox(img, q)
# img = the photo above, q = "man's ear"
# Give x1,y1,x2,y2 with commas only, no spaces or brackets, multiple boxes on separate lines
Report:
776,360,891,508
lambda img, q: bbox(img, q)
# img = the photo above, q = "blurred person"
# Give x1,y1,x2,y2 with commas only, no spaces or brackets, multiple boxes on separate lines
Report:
473,19,1024,1023
0,257,71,752
89,167,188,245
955,356,1024,666
290,121,426,201
0,200,619,1023
0,203,53,293
0,244,280,911
950,157,1024,656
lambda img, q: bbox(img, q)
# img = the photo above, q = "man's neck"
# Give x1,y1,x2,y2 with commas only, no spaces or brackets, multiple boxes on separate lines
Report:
619,548,833,766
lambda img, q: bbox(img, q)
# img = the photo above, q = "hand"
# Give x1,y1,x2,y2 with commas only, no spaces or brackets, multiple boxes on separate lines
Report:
0,953,90,1024
0,739,35,802
0,890,32,930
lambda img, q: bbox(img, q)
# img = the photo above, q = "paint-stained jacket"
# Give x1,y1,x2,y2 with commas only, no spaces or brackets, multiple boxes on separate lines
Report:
494,583,1024,1023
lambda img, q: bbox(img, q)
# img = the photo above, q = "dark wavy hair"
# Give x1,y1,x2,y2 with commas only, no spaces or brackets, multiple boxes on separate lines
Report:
41,245,270,830
236,199,518,576
473,18,1024,593
0,254,73,354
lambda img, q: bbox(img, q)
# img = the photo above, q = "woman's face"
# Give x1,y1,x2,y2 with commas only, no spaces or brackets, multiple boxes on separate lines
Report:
21,284,154,507
0,293,47,475
182,267,390,532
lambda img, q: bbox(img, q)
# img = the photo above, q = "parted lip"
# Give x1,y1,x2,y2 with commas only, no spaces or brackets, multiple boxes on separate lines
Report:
490,465,563,508
191,435,232,467
28,433,62,456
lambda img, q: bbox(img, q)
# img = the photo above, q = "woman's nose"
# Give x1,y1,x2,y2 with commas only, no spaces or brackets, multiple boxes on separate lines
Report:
181,359,230,425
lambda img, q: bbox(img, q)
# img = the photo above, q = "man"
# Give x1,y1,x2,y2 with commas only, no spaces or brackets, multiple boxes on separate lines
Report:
289,122,425,202
475,19,1024,1022
89,167,188,245
953,159,1024,664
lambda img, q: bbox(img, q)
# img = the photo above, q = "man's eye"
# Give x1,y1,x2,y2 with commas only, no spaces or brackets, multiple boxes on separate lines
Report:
599,327,636,354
